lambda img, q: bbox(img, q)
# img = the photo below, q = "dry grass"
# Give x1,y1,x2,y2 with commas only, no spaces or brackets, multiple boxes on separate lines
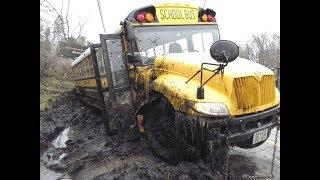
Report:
40,41,75,111
40,77,74,111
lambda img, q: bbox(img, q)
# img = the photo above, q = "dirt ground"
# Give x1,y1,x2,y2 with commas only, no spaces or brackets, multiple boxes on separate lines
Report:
40,90,279,180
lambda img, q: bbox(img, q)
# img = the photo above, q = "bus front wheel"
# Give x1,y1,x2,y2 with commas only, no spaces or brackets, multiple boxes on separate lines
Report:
144,96,199,164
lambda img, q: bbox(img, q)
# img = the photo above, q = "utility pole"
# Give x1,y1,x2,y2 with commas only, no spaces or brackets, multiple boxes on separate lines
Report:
96,0,106,33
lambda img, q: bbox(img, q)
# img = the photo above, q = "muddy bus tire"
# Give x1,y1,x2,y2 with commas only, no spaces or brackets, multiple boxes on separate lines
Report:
144,96,197,164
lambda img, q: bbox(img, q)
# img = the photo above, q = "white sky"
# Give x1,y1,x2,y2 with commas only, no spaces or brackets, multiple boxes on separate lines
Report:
43,0,279,45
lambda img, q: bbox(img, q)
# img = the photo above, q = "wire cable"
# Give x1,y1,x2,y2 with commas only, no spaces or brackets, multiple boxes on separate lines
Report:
96,0,106,33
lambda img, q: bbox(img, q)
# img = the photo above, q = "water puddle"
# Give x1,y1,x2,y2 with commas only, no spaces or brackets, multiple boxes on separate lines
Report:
40,127,72,179
52,127,70,148
41,127,70,166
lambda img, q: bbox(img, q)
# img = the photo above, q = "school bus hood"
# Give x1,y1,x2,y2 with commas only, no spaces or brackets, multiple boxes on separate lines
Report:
152,52,279,116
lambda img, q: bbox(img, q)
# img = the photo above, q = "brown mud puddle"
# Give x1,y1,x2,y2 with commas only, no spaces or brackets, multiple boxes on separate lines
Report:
40,90,257,179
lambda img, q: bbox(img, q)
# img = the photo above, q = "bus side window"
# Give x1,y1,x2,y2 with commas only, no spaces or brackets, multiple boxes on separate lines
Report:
155,45,164,55
79,63,82,78
81,62,85,78
175,38,188,52
163,38,188,53
164,43,171,53
146,48,155,58
202,32,213,52
139,51,147,58
84,60,88,78
192,33,204,52
192,32,216,52
77,66,80,78
76,66,79,79
212,30,220,43
89,59,94,77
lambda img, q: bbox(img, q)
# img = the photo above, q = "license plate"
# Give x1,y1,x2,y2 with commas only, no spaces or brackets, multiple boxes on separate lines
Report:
252,128,268,145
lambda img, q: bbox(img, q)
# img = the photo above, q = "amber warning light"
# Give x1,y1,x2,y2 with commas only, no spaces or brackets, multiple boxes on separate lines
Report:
200,9,216,22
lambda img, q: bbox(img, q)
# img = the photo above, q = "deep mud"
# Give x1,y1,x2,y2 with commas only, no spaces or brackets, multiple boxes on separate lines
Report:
40,90,258,180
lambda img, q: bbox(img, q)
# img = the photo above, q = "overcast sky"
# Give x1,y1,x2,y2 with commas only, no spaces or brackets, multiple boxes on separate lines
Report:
44,0,279,45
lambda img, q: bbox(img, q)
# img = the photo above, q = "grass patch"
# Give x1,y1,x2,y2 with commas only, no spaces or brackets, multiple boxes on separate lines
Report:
40,77,74,111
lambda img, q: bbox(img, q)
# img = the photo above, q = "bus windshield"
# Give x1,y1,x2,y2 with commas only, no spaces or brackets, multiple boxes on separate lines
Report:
133,24,220,65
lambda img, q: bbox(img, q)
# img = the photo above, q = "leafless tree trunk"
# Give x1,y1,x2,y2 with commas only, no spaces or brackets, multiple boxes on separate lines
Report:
43,0,87,45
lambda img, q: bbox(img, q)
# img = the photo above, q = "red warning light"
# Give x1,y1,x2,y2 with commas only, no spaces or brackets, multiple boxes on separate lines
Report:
200,9,216,22
135,12,146,23
207,14,215,22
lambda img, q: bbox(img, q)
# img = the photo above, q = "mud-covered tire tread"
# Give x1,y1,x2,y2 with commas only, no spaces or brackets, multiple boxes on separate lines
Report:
145,112,182,164
144,96,199,164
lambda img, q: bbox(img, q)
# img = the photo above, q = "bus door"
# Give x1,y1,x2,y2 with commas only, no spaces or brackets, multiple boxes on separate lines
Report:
99,34,135,134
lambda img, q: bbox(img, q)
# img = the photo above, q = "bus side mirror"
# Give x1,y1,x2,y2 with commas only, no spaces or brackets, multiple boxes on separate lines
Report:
210,40,239,63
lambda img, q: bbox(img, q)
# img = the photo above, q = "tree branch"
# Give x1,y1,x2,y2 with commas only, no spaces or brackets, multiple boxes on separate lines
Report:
76,18,88,41
44,0,66,39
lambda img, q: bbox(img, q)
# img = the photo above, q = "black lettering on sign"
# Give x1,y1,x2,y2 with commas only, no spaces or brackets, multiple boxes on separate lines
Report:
160,9,165,20
178,10,183,19
182,10,187,19
165,9,169,19
173,9,177,19
191,10,195,20
174,9,179,19
159,8,197,21
184,10,189,19
168,9,172,19
170,9,175,19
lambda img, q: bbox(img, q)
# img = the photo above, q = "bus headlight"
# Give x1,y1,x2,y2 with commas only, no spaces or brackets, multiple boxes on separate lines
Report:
193,102,230,116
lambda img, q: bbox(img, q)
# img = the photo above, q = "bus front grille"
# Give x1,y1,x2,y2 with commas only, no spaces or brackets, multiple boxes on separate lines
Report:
233,75,275,110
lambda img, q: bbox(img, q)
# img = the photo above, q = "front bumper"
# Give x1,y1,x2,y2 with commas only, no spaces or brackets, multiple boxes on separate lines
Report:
227,105,280,144
176,105,280,144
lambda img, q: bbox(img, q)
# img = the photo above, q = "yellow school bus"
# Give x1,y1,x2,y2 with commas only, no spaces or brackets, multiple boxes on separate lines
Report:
70,2,280,169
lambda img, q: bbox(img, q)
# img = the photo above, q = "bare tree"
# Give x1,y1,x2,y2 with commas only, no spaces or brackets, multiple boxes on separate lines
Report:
43,0,87,47
40,1,74,81
76,18,88,41
43,0,67,40
239,33,280,69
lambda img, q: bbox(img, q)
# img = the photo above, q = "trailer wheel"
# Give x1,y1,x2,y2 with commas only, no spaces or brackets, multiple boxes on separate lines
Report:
144,96,197,164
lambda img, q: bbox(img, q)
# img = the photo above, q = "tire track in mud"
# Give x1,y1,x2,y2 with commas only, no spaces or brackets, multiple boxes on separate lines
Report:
40,90,258,180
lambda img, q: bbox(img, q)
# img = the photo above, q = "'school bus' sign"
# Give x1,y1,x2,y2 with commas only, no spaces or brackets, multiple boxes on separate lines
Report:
155,4,198,24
